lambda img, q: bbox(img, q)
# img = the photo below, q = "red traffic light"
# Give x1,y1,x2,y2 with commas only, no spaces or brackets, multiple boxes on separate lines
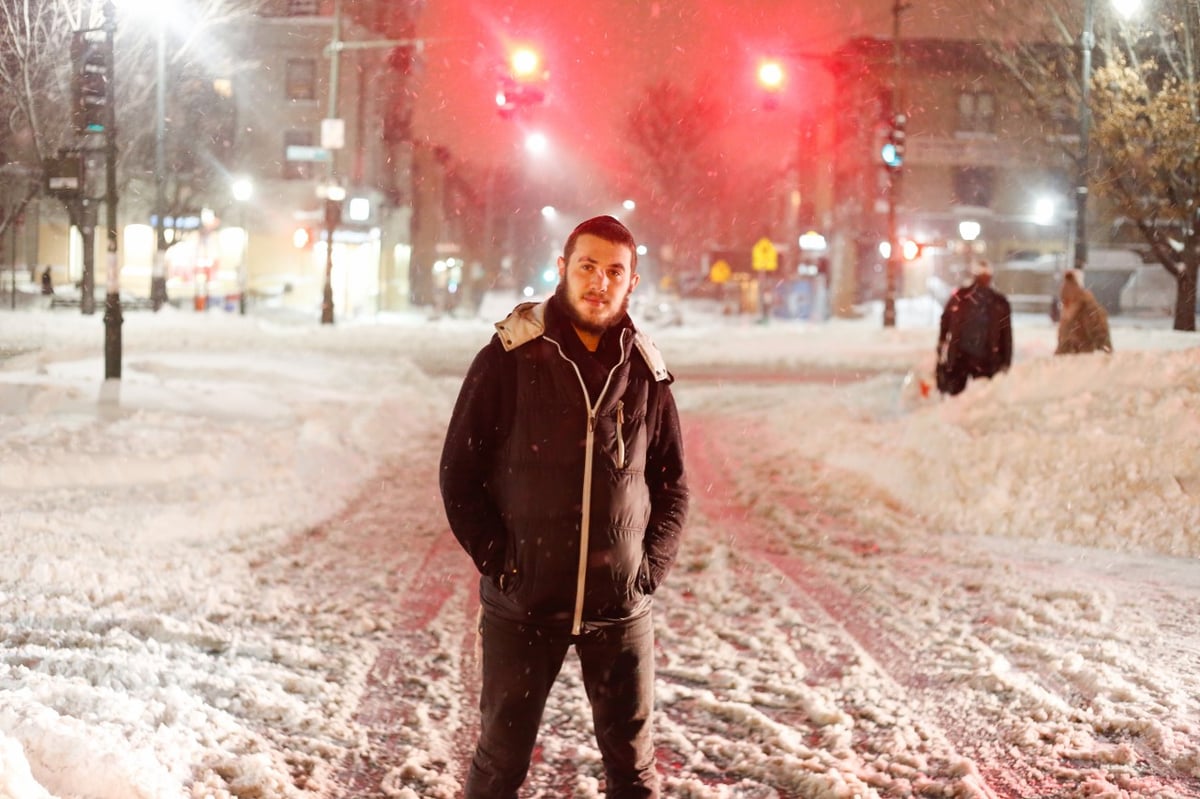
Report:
509,47,543,81
756,59,785,92
497,44,548,117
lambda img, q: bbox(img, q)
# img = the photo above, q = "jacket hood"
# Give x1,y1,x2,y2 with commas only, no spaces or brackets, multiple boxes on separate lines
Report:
494,300,670,382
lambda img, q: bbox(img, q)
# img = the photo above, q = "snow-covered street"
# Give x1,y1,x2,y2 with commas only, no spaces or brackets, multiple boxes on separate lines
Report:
1,300,1197,798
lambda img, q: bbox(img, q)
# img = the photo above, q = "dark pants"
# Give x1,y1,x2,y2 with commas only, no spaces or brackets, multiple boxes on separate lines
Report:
464,610,658,799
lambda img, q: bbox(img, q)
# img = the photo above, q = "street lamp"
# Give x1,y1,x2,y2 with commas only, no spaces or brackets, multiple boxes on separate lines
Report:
231,177,252,315
116,0,172,309
1075,0,1095,273
1076,0,1141,273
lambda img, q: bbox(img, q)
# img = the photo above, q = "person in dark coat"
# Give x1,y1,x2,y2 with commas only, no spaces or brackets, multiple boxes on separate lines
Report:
440,215,689,799
936,259,1013,396
1055,269,1113,355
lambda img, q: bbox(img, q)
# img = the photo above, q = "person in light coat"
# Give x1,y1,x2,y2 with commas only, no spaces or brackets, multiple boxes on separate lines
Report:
1056,270,1113,355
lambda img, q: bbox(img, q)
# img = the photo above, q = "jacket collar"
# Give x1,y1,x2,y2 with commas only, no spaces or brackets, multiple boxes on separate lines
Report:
494,299,670,383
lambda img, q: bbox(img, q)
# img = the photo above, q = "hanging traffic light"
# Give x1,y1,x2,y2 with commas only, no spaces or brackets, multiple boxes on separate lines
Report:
881,112,907,169
756,58,785,110
71,30,110,135
497,45,548,117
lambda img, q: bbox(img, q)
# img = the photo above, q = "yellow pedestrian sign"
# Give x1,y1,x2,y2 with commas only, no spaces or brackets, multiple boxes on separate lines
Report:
709,259,732,284
752,237,778,272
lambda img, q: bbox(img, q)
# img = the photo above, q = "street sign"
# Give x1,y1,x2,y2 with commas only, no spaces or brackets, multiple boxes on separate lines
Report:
321,118,345,150
709,259,732,284
286,145,331,162
752,237,778,272
45,154,83,196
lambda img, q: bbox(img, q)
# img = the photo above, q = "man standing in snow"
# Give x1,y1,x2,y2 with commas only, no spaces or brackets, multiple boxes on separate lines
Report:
936,259,1013,396
1055,269,1113,355
440,215,689,798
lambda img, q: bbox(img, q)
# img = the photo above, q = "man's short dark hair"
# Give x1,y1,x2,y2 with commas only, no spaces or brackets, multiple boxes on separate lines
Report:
563,215,638,272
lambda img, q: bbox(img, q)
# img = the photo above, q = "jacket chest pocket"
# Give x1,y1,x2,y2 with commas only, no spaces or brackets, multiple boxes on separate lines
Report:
612,400,647,471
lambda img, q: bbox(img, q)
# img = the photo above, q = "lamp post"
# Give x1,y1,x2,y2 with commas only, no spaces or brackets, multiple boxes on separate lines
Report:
231,177,252,315
1074,0,1095,274
102,0,123,382
882,0,908,328
1075,0,1141,273
149,9,169,309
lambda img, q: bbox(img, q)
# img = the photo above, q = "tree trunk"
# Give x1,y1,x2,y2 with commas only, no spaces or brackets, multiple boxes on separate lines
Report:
1175,249,1198,331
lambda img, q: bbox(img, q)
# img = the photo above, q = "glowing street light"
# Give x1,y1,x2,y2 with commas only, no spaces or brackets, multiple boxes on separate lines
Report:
756,58,785,110
510,46,542,80
757,59,785,91
524,131,549,156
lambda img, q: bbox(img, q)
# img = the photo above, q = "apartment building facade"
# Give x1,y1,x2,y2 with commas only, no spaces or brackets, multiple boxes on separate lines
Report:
22,0,437,316
824,37,1110,313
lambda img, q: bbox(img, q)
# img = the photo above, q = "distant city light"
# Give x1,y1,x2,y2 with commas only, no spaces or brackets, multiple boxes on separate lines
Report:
958,220,981,242
524,131,549,155
348,197,370,222
798,231,827,251
541,205,557,219
1112,0,1141,19
1034,196,1056,225
636,244,648,256
622,199,636,211
542,268,557,283
231,177,253,203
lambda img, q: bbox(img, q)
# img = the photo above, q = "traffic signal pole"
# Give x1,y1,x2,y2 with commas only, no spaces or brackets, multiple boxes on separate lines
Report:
101,0,122,381
883,0,908,329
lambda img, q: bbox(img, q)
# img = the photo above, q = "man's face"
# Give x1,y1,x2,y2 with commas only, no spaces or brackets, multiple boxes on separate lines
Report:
556,233,639,337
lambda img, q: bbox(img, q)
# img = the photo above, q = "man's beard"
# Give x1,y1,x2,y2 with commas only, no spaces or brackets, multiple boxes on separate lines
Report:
554,281,630,337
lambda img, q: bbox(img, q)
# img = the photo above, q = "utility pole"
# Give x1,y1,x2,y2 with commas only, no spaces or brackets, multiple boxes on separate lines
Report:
150,17,169,310
1074,0,1095,273
102,0,122,381
883,0,909,329
320,0,343,325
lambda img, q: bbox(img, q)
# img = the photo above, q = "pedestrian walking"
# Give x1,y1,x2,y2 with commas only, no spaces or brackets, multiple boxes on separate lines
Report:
439,214,690,798
936,259,1013,396
1055,269,1113,355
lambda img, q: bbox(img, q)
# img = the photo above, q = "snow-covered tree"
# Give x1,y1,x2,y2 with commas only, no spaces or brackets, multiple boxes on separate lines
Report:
1090,3,1200,330
986,0,1199,330
0,0,257,241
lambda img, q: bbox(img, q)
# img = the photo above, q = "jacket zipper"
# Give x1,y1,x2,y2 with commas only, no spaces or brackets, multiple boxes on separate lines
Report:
616,401,625,468
545,330,630,635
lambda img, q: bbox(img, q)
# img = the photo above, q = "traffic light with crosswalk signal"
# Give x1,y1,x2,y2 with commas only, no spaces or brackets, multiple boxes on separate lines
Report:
71,31,110,135
881,112,907,169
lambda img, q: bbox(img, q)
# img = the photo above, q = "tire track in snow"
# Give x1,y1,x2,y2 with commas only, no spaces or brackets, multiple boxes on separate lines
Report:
654,413,998,798
678,410,1198,799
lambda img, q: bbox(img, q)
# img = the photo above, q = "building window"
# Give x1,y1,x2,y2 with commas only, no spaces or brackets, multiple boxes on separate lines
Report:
953,167,995,208
285,58,317,102
287,0,319,14
957,91,995,135
283,130,315,180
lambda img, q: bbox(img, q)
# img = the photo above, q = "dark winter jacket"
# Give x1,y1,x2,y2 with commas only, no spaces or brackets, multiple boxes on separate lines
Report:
439,296,689,634
937,280,1012,395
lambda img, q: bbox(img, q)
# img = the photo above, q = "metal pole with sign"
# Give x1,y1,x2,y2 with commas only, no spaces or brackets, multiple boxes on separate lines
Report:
752,237,778,323
101,0,122,381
